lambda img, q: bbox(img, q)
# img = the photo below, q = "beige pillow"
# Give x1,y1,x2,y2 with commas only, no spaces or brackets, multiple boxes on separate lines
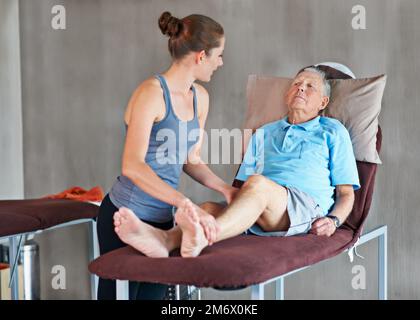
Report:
244,75,291,132
244,74,386,164
322,75,386,164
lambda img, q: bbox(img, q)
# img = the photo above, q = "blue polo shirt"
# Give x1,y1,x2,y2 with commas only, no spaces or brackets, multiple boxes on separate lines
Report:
236,116,360,215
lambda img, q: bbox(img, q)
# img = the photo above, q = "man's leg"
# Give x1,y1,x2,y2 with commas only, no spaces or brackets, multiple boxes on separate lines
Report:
176,175,290,257
113,208,177,257
217,175,290,240
113,201,227,257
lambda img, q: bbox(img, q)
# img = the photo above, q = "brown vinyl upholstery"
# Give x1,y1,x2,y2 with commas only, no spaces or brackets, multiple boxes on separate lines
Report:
0,213,41,237
0,198,99,237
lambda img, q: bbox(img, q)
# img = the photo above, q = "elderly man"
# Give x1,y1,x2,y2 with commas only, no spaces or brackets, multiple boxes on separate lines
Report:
113,67,360,258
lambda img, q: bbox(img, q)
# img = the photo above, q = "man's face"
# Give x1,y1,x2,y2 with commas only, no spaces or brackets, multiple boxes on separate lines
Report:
285,71,329,117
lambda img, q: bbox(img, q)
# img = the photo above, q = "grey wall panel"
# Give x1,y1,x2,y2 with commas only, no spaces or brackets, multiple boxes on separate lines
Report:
0,0,24,200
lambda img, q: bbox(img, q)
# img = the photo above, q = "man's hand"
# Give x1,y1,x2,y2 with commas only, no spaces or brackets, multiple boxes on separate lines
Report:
222,186,240,204
309,217,337,237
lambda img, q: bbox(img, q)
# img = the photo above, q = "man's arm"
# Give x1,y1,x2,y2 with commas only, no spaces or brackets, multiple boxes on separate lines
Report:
310,185,355,237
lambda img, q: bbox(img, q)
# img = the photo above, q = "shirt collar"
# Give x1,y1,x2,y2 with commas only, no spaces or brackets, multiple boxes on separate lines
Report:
279,115,321,131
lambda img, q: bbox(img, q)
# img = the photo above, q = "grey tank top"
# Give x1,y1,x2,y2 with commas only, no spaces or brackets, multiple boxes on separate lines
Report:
109,75,200,222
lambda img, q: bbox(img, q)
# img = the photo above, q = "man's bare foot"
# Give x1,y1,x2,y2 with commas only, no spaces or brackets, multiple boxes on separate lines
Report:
175,200,209,258
113,207,169,258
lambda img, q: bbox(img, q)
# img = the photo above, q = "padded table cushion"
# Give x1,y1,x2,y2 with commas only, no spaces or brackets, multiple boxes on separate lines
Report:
0,213,41,237
0,198,98,237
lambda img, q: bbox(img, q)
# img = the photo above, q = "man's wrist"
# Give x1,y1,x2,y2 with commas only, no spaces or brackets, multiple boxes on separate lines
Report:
327,215,341,228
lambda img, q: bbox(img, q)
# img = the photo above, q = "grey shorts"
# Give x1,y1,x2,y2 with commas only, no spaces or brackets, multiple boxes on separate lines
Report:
246,186,324,237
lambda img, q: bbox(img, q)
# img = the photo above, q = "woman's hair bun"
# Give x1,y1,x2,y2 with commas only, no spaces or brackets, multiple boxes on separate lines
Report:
159,11,182,38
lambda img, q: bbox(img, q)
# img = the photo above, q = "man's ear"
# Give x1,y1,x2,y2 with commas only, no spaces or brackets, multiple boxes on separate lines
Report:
196,50,206,64
320,96,329,110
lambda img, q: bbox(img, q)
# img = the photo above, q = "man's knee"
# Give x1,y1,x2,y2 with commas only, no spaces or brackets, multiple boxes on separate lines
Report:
243,174,269,191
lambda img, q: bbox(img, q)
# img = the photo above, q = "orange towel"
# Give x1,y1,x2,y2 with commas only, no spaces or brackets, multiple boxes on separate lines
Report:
0,263,9,270
43,186,104,202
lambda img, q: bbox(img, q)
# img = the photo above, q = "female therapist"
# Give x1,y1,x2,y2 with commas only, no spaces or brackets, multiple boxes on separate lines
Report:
97,11,238,299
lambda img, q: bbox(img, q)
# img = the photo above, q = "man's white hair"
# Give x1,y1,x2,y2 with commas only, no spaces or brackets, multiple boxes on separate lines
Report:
300,67,331,98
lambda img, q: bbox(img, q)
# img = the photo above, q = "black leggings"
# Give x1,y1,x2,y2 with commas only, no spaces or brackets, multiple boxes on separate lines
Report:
96,194,173,300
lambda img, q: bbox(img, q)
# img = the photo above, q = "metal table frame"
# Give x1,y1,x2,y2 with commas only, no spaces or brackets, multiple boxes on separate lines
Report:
1,218,99,300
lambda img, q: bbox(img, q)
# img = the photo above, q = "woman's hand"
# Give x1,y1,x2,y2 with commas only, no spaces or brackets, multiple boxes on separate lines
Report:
193,203,219,245
222,186,240,205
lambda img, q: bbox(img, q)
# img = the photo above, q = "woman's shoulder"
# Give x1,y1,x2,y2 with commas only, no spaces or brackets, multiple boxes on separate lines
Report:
125,77,166,124
129,77,166,108
135,77,164,98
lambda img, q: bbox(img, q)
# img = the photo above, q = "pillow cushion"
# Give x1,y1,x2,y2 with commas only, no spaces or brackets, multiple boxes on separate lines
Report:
322,75,386,164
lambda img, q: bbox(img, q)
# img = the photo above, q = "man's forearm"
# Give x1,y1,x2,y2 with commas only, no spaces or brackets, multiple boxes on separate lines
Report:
329,193,355,225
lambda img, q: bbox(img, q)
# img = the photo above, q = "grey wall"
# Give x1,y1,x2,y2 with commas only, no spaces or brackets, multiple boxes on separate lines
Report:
0,0,24,200
3,0,418,298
